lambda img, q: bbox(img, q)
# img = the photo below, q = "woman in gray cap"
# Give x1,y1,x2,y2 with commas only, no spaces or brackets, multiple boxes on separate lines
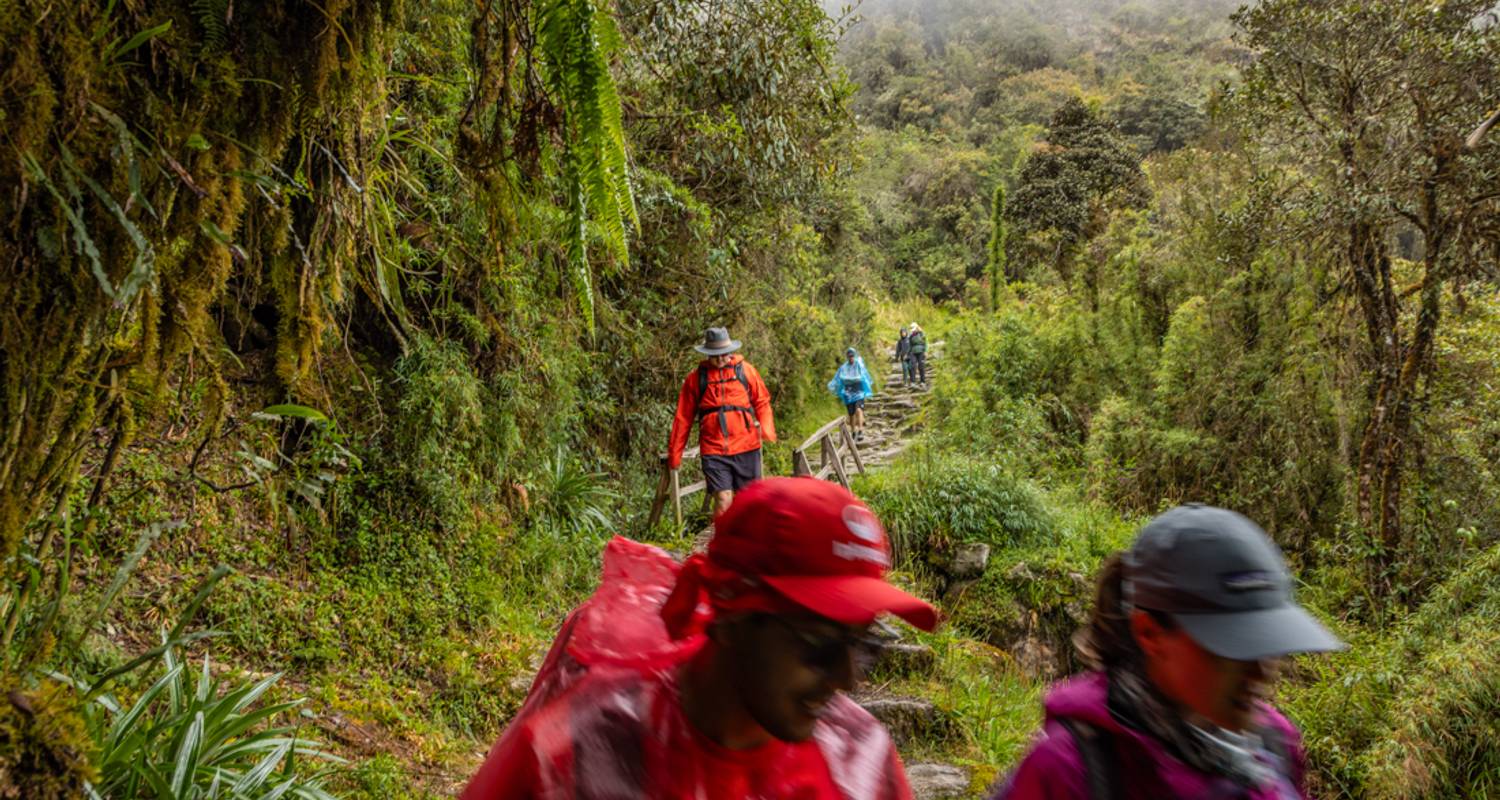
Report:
991,504,1344,800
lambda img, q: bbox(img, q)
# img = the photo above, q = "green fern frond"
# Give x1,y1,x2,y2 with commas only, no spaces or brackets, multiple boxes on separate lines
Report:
191,0,229,52
535,0,636,333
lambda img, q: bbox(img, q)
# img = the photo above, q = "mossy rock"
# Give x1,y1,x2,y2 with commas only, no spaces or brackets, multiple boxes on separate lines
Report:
870,641,939,680
944,556,1095,678
0,679,97,800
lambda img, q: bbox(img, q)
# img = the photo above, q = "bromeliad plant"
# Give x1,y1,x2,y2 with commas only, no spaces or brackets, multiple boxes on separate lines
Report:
2,519,344,799
68,647,340,800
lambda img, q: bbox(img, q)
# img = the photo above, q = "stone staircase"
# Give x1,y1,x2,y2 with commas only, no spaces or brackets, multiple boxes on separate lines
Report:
696,344,972,796
852,345,939,469
857,619,976,799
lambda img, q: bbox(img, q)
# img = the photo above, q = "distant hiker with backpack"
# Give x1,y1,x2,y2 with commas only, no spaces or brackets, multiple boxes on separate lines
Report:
906,323,928,387
829,347,873,442
666,327,776,513
990,504,1344,800
460,477,938,800
895,327,913,386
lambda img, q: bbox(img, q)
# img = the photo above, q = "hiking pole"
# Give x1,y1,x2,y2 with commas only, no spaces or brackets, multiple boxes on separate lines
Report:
1467,105,1500,150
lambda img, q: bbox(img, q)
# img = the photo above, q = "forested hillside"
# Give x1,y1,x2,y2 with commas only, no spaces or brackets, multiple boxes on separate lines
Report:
2,0,1497,798
835,1,1500,796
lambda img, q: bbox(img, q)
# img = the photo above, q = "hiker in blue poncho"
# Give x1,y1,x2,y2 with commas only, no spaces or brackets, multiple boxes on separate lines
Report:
829,348,874,442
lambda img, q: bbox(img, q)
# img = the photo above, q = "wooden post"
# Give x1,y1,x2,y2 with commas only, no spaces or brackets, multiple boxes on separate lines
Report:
793,449,813,476
839,421,865,475
823,435,850,487
647,463,673,529
670,468,682,529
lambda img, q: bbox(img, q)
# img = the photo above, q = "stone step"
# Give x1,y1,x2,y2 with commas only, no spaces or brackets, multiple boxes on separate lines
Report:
907,763,972,800
871,641,937,679
854,694,949,748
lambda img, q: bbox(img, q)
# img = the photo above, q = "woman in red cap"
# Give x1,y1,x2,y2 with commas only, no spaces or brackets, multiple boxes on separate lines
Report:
461,477,939,799
991,504,1344,800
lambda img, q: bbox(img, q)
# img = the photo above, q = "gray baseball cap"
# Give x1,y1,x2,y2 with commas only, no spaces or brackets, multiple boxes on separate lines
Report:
1124,504,1344,661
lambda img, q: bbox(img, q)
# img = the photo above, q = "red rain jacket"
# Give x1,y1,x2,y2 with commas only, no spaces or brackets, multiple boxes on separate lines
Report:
463,668,912,800
460,538,913,800
666,355,776,469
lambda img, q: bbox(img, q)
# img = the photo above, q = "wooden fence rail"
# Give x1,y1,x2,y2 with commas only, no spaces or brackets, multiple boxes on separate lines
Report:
645,414,868,530
791,416,864,487
646,446,710,530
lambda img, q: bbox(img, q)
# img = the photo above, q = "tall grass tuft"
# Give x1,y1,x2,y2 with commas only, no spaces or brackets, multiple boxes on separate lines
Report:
529,446,619,539
1284,541,1500,798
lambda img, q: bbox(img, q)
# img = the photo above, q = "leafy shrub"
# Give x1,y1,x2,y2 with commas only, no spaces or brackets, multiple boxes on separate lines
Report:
1285,542,1500,798
1361,625,1500,799
857,455,1056,561
392,333,495,527
1085,394,1218,509
931,297,1100,465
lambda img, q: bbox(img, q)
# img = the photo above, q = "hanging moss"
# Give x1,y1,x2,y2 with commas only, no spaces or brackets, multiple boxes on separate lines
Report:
0,0,401,561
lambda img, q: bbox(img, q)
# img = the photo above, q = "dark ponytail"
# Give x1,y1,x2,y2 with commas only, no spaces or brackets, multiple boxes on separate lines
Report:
1074,553,1134,670
1073,552,1177,671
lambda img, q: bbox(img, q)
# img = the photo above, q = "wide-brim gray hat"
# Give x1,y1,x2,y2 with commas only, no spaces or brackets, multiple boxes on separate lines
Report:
693,327,742,356
1125,504,1345,661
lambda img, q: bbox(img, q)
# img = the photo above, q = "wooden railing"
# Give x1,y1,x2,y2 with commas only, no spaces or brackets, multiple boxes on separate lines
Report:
645,415,868,529
791,416,865,488
646,446,709,530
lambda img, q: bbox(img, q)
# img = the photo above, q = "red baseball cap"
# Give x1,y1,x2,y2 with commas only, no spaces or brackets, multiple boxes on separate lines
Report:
709,477,938,631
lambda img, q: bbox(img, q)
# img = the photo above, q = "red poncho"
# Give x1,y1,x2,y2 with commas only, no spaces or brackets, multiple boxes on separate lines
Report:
460,537,914,800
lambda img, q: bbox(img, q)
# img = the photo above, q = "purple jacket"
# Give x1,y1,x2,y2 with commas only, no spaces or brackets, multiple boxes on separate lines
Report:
991,672,1309,800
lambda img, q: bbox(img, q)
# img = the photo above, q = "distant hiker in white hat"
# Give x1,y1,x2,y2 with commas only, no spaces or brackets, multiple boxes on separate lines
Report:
906,323,928,388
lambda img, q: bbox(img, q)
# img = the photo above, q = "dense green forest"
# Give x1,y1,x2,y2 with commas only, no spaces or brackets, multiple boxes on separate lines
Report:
2,0,1497,798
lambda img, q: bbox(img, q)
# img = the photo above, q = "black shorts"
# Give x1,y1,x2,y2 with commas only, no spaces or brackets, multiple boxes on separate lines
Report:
701,449,762,493
845,398,865,415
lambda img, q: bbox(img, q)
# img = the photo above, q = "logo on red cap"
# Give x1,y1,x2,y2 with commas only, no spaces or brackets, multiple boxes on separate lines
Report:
842,505,883,543
834,504,889,566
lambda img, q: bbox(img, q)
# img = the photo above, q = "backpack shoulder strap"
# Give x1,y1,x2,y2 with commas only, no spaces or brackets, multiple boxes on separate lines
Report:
1058,718,1119,800
734,361,751,399
1259,722,1292,776
696,363,710,409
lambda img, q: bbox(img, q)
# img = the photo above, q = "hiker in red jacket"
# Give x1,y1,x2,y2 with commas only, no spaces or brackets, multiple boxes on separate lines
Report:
459,477,939,800
667,327,777,513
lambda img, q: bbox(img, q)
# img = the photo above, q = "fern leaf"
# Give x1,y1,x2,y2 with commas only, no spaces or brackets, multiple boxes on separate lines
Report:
192,0,229,52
